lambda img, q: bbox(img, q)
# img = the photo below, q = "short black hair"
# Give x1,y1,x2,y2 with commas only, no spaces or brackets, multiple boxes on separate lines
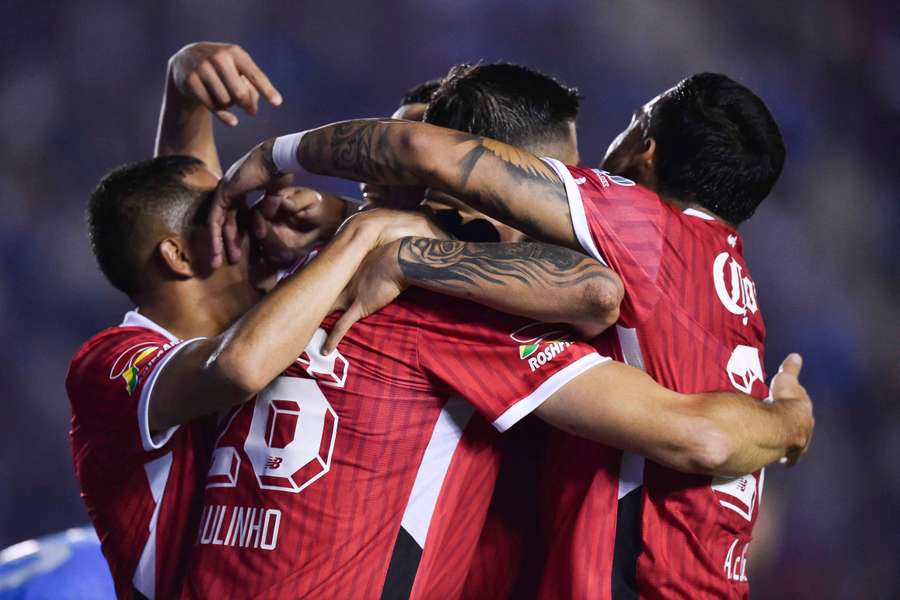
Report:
424,62,580,147
88,155,207,296
401,78,442,106
647,73,785,224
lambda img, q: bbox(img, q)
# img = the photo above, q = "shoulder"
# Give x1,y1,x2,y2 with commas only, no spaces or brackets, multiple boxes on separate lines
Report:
66,326,172,401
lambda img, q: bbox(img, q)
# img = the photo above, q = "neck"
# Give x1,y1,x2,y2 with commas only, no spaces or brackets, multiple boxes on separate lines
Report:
134,278,259,340
659,194,732,225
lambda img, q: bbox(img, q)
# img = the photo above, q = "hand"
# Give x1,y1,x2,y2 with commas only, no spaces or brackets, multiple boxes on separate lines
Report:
768,353,814,466
339,207,447,250
169,42,282,126
209,139,281,266
323,240,406,353
251,187,348,268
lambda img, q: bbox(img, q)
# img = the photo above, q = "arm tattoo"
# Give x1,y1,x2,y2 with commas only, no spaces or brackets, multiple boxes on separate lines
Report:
300,119,571,240
300,119,420,184
398,238,613,292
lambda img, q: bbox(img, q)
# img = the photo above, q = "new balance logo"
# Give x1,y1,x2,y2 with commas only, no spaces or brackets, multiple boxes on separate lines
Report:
265,456,283,470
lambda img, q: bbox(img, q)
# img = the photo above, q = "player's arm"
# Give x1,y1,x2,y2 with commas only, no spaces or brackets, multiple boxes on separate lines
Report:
535,354,814,477
146,208,440,432
207,122,580,265
322,237,623,353
154,42,282,175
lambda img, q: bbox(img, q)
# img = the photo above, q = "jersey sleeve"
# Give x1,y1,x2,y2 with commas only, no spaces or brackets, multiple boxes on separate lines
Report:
66,329,204,464
542,158,666,326
414,294,609,432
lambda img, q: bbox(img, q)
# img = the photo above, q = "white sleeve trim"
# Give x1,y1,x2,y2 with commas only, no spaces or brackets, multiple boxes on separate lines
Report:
541,157,608,266
492,352,610,432
137,338,206,452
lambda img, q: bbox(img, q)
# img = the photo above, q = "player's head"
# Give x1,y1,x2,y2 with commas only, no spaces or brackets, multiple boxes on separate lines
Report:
392,77,442,121
423,62,581,241
425,62,581,164
88,155,255,304
361,77,442,208
601,73,785,225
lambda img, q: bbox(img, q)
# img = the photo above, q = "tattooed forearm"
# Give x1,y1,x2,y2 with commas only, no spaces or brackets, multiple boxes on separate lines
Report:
397,239,623,334
299,119,421,185
398,238,592,289
297,118,577,247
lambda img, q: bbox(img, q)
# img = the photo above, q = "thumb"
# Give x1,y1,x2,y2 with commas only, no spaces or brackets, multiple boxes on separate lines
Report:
323,303,365,355
215,110,239,127
778,353,803,378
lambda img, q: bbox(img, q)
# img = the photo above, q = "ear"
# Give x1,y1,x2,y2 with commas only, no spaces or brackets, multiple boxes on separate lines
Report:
638,136,656,167
634,137,658,187
157,237,195,279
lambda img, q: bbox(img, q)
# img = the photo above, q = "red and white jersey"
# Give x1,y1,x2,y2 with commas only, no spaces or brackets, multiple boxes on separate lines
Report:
67,311,215,599
541,159,769,599
183,288,605,599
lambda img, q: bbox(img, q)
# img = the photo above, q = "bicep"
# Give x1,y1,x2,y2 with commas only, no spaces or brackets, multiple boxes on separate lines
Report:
146,338,247,433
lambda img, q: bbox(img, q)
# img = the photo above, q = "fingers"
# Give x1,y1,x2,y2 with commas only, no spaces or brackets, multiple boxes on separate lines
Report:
208,192,228,268
251,208,269,240
778,352,803,377
213,56,257,116
323,303,364,355
198,62,232,109
244,76,260,115
232,48,282,106
223,209,243,264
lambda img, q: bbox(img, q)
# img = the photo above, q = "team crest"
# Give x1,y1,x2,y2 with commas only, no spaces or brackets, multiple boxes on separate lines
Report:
109,342,160,395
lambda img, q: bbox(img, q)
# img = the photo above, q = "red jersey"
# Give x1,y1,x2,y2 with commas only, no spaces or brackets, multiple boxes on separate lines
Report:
540,159,769,599
67,311,215,599
184,288,605,599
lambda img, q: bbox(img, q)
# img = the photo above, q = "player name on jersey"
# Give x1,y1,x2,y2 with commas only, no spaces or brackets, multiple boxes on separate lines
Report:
196,505,282,551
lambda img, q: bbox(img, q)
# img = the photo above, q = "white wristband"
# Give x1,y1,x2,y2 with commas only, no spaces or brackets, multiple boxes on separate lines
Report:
272,132,307,174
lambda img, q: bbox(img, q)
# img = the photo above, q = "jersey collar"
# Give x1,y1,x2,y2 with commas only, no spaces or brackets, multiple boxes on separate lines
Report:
682,207,716,221
121,310,178,343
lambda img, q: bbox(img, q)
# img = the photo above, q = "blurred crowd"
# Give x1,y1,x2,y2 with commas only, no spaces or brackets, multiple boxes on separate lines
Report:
0,1,896,597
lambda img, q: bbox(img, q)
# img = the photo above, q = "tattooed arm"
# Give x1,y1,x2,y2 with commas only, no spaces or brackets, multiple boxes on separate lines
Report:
322,237,623,353
209,120,580,265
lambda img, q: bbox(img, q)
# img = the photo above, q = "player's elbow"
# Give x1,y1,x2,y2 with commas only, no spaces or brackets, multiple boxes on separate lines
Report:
682,419,737,475
572,271,624,339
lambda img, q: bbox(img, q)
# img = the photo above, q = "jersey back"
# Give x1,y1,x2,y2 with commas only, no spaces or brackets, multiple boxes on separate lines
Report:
184,288,604,600
544,159,768,599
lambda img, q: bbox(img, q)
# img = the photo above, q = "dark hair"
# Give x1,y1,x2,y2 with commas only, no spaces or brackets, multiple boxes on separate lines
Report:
401,78,442,106
88,155,207,296
424,62,580,147
647,73,785,224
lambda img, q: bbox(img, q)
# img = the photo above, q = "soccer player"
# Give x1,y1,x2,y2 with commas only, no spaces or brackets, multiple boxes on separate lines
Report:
204,95,811,600
215,73,801,599
66,42,438,600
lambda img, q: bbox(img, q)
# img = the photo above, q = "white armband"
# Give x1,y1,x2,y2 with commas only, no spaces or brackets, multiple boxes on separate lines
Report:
272,131,308,174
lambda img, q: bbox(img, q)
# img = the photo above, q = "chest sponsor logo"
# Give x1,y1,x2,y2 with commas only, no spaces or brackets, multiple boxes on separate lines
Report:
713,252,758,325
510,322,574,372
109,342,164,395
726,344,764,395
